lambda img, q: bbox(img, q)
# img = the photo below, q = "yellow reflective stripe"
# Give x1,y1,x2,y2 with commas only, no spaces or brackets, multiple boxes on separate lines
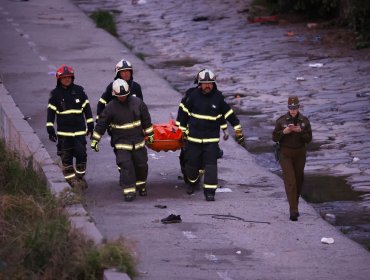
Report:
81,99,89,108
135,141,146,149
99,98,107,105
179,126,187,132
204,184,217,189
46,122,54,127
188,136,219,143
57,109,83,115
224,109,234,119
136,181,146,186
180,103,190,115
175,120,180,126
93,131,102,140
191,112,222,121
234,124,242,130
123,188,136,194
220,124,227,130
115,140,146,150
188,176,199,183
115,144,133,150
96,116,100,120
65,173,75,179
75,170,85,175
111,120,141,129
48,104,57,111
86,118,94,123
57,130,87,137
145,126,153,134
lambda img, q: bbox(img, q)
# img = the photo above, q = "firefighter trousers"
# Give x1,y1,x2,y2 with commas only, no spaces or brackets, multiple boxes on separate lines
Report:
279,146,306,214
57,135,87,181
116,147,148,195
185,142,218,194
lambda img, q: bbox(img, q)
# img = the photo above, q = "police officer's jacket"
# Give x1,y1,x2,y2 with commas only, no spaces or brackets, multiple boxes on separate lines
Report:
176,86,228,131
96,78,143,120
177,87,241,143
47,83,94,137
93,96,153,150
272,112,312,148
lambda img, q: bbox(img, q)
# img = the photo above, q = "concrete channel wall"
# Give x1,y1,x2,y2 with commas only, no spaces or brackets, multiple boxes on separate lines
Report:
0,84,130,280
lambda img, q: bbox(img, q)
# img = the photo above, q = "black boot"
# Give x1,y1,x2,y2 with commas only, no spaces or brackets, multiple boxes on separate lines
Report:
139,188,147,196
124,192,136,202
204,190,215,201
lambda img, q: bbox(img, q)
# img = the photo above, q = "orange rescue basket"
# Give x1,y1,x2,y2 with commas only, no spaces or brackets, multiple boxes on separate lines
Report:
146,119,184,152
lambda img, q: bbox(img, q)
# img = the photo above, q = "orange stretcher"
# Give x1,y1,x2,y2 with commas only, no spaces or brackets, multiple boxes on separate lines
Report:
146,119,184,152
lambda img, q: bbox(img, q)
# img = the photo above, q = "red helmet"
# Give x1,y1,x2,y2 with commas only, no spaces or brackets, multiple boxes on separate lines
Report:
56,64,74,79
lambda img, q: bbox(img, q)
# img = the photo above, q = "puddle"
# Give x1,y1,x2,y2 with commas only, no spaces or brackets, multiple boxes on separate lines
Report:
302,175,364,203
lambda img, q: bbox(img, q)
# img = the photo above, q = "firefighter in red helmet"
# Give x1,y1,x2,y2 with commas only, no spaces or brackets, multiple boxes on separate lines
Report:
46,64,94,189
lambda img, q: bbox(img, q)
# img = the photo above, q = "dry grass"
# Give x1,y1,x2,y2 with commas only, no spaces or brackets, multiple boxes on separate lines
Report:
0,140,137,279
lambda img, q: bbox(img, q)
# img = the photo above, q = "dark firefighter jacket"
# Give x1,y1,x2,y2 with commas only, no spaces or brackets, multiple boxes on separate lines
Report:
176,86,228,131
92,96,153,150
272,112,312,148
177,87,241,143
96,78,143,119
46,83,94,137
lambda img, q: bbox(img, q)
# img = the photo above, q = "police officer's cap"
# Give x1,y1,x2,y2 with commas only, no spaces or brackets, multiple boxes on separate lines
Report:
288,96,300,110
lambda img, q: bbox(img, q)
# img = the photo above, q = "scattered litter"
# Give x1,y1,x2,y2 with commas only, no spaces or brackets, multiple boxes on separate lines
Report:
205,253,218,262
321,237,334,244
352,157,360,163
285,31,295,36
216,187,232,193
196,214,270,224
248,15,278,24
356,92,370,97
246,136,259,141
236,250,241,255
296,77,305,81
183,231,196,239
161,214,182,224
308,63,324,68
325,213,336,224
307,22,318,29
160,172,168,176
154,204,167,209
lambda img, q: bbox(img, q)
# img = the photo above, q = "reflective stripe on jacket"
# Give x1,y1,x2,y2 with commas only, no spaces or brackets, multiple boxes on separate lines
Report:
93,96,153,149
46,83,94,136
177,88,240,143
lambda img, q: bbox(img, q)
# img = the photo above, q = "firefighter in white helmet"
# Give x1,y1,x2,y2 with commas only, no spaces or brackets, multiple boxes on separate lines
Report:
177,69,244,201
91,79,154,201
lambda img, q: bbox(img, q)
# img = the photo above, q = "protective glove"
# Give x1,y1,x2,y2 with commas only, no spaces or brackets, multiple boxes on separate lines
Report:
235,128,245,145
90,140,99,152
222,129,229,141
146,134,154,145
181,131,188,143
49,132,57,142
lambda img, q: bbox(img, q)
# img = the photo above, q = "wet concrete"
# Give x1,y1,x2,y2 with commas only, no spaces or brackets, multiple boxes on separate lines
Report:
73,0,370,250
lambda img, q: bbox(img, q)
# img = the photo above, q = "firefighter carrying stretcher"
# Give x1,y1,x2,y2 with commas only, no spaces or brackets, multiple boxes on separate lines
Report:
90,79,154,202
177,69,245,201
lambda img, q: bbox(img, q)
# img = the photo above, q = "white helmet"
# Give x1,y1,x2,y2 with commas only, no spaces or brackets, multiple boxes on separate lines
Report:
115,59,133,75
112,79,130,97
198,69,216,84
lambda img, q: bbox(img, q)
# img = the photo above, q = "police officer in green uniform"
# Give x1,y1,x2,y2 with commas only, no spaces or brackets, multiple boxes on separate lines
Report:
272,96,312,221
